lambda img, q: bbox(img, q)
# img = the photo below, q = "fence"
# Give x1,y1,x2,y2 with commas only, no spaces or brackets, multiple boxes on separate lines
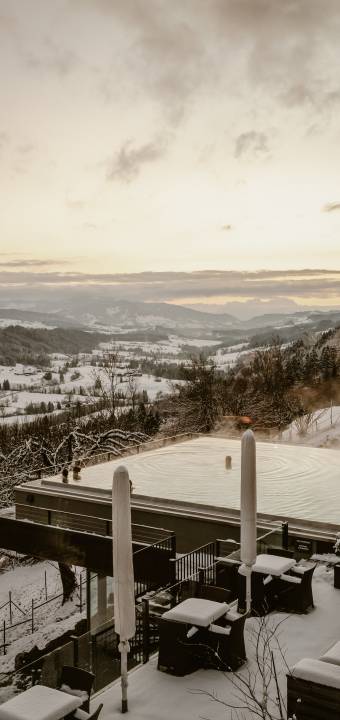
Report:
0,570,88,657
0,599,158,703
169,541,216,585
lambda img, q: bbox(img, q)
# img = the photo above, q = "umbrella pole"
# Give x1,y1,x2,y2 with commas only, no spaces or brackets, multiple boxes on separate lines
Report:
244,565,252,613
120,640,129,713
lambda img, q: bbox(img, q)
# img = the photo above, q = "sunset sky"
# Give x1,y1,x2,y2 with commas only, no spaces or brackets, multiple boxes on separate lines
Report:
1,0,340,312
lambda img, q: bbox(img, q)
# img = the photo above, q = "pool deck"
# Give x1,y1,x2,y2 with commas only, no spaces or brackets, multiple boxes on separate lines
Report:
94,564,340,719
39,435,340,524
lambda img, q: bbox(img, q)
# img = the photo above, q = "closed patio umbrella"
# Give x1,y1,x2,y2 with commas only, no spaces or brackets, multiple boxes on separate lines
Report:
240,429,257,613
112,466,136,713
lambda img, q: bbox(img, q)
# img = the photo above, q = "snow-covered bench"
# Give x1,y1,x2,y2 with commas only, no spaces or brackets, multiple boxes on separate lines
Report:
287,651,340,719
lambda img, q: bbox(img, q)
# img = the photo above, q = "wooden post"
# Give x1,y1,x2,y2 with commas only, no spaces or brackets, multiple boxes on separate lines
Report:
31,599,34,633
9,592,12,625
44,571,48,601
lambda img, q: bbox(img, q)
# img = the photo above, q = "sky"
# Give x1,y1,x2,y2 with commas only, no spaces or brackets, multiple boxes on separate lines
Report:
1,0,340,314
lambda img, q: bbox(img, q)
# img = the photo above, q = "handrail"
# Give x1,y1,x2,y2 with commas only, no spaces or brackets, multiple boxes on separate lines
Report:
16,502,173,542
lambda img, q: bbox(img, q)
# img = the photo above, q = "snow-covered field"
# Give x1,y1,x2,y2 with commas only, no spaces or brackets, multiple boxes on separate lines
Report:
0,332,194,423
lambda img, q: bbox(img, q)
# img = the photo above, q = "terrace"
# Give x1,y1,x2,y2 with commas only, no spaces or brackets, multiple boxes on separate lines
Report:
2,434,340,718
93,561,340,719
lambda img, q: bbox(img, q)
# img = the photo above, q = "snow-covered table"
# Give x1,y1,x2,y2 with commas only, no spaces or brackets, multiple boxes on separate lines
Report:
251,553,296,576
0,685,83,720
162,598,229,627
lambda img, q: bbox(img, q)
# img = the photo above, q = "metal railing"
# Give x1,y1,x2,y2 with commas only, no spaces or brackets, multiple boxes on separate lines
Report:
16,503,174,547
169,541,216,585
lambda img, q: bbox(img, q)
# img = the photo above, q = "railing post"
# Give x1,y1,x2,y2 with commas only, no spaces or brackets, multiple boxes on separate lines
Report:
282,522,289,550
142,599,149,664
169,558,177,587
31,599,34,633
86,570,91,633
216,539,221,558
9,592,12,625
3,620,5,655
170,533,176,559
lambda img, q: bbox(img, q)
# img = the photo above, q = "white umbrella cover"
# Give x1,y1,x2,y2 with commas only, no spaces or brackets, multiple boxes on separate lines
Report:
240,429,257,612
112,466,136,713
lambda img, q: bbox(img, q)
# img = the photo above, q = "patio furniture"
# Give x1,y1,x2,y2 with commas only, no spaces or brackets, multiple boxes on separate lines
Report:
199,584,232,604
215,557,241,599
334,562,340,589
157,597,230,676
0,685,83,720
266,546,294,559
272,562,316,613
251,553,296,576
59,666,95,713
287,658,340,720
72,703,103,720
237,569,272,616
198,609,247,671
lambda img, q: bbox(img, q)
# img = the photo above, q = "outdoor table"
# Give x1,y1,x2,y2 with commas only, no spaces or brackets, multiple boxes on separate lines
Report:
0,684,83,720
251,553,296,577
158,598,230,676
162,597,229,627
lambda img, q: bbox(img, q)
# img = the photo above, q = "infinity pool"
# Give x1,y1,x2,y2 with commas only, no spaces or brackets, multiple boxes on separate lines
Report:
47,437,340,524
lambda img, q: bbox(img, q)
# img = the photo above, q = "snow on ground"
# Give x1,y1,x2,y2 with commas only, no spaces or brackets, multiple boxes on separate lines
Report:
0,320,56,330
0,365,45,388
97,565,340,720
0,560,84,674
280,406,340,448
212,345,252,369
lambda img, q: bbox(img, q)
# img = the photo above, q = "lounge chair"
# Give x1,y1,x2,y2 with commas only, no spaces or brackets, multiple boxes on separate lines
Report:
59,666,95,712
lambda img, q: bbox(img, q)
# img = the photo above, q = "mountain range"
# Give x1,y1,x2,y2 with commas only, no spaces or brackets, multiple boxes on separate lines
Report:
0,301,340,344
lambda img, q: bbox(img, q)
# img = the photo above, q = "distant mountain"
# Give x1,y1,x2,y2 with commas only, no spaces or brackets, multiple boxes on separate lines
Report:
0,326,105,365
1,300,340,345
0,308,84,329
40,299,237,334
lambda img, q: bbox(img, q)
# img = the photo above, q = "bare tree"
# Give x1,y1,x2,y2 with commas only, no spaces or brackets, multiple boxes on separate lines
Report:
190,615,293,720
293,408,327,437
92,345,122,418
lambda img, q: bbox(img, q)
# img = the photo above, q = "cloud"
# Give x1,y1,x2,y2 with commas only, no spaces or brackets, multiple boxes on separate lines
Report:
234,131,269,159
323,201,340,213
0,259,71,268
66,199,87,210
16,143,34,155
0,131,9,149
88,0,340,123
106,138,167,182
0,269,339,305
221,224,232,231
23,38,78,77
